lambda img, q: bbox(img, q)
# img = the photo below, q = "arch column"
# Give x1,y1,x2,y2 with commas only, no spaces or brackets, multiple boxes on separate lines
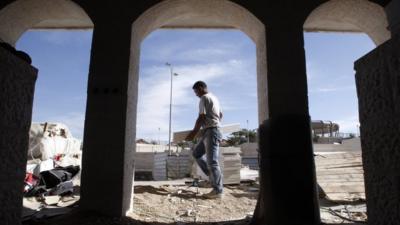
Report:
80,19,135,216
354,1,400,223
252,23,320,225
386,0,400,37
0,47,37,225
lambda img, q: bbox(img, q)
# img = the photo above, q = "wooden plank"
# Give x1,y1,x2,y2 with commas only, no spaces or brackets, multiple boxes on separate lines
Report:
316,161,363,167
317,165,363,170
317,177,364,182
242,157,258,160
317,169,364,174
319,184,365,193
316,165,363,170
317,173,364,179
135,169,153,172
326,193,365,200
316,173,364,178
223,163,241,167
317,170,364,176
314,151,366,200
315,158,362,165
153,162,166,166
173,124,241,142
314,153,361,159
317,179,364,184
221,147,242,154
318,181,365,186
317,173,365,177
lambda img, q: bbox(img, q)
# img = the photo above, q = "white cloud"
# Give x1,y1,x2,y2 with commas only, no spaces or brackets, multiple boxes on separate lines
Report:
335,115,360,133
136,60,253,140
309,85,355,93
39,31,92,45
174,46,237,62
141,32,249,64
306,60,319,80
136,30,257,140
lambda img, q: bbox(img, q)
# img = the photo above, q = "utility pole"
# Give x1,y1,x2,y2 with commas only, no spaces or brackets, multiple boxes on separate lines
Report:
158,127,160,145
165,62,178,155
247,119,250,143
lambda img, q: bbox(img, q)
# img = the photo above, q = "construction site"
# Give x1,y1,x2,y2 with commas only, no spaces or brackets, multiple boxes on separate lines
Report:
19,121,366,224
1,0,400,225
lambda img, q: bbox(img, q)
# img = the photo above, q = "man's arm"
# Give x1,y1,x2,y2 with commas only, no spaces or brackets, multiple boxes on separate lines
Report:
185,114,206,141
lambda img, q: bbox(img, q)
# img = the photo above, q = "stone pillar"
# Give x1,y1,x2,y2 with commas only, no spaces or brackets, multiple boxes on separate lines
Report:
0,47,37,225
251,24,320,225
386,0,400,37
354,35,400,225
79,20,135,216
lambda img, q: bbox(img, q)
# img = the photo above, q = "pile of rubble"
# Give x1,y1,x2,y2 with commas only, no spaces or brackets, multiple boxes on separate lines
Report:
23,122,82,222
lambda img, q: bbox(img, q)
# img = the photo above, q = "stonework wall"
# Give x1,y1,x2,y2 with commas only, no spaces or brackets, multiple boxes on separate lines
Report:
0,0,392,222
304,0,390,45
0,0,92,45
355,36,400,225
0,47,37,225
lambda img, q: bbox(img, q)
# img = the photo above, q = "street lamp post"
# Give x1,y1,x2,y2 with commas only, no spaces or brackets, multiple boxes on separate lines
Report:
158,127,160,145
166,62,178,155
246,120,250,143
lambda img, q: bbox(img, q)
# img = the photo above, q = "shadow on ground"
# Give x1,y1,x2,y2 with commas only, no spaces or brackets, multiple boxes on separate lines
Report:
22,209,366,225
23,209,252,225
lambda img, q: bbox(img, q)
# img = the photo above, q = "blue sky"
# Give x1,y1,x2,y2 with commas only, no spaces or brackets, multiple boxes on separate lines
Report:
16,30,375,141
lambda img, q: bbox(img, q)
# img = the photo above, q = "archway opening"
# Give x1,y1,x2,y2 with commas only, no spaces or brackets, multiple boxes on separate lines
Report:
305,31,374,224
303,0,387,223
16,30,92,218
131,28,259,223
16,29,93,222
0,0,93,221
126,0,266,223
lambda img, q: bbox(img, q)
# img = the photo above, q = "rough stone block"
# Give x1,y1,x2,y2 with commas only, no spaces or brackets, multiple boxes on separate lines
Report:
0,47,37,225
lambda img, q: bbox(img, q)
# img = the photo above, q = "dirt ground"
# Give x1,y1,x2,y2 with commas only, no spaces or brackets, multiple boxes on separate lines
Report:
23,181,367,225
128,182,367,225
128,183,258,224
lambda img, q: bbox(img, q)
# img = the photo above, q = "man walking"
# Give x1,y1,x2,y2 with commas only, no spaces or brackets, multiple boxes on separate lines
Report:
186,81,223,199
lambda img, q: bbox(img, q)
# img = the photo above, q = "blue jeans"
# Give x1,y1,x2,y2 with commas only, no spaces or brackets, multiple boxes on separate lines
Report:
192,127,223,193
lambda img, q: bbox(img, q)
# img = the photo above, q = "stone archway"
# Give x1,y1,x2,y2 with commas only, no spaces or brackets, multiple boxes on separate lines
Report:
124,0,266,215
303,1,393,224
304,0,390,45
0,0,93,45
0,1,93,224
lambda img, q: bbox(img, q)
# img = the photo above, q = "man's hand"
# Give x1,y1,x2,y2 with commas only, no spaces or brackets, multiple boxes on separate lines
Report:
186,114,204,141
185,131,196,141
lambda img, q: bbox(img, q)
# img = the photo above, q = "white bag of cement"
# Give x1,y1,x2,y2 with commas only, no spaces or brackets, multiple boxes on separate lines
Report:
39,136,81,160
38,137,56,160
51,136,69,156
28,122,82,160
26,164,39,176
28,123,45,160
56,155,81,167
64,138,81,155
38,159,54,173
26,163,43,177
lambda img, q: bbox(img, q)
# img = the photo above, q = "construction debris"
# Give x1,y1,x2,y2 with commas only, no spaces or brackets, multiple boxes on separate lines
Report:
129,183,258,224
23,122,82,223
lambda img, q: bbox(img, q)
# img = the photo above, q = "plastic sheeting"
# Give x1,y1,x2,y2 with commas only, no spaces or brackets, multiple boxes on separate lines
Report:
28,122,81,161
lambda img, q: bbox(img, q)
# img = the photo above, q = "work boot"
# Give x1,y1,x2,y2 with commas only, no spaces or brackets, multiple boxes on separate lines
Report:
198,180,212,188
203,190,223,199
